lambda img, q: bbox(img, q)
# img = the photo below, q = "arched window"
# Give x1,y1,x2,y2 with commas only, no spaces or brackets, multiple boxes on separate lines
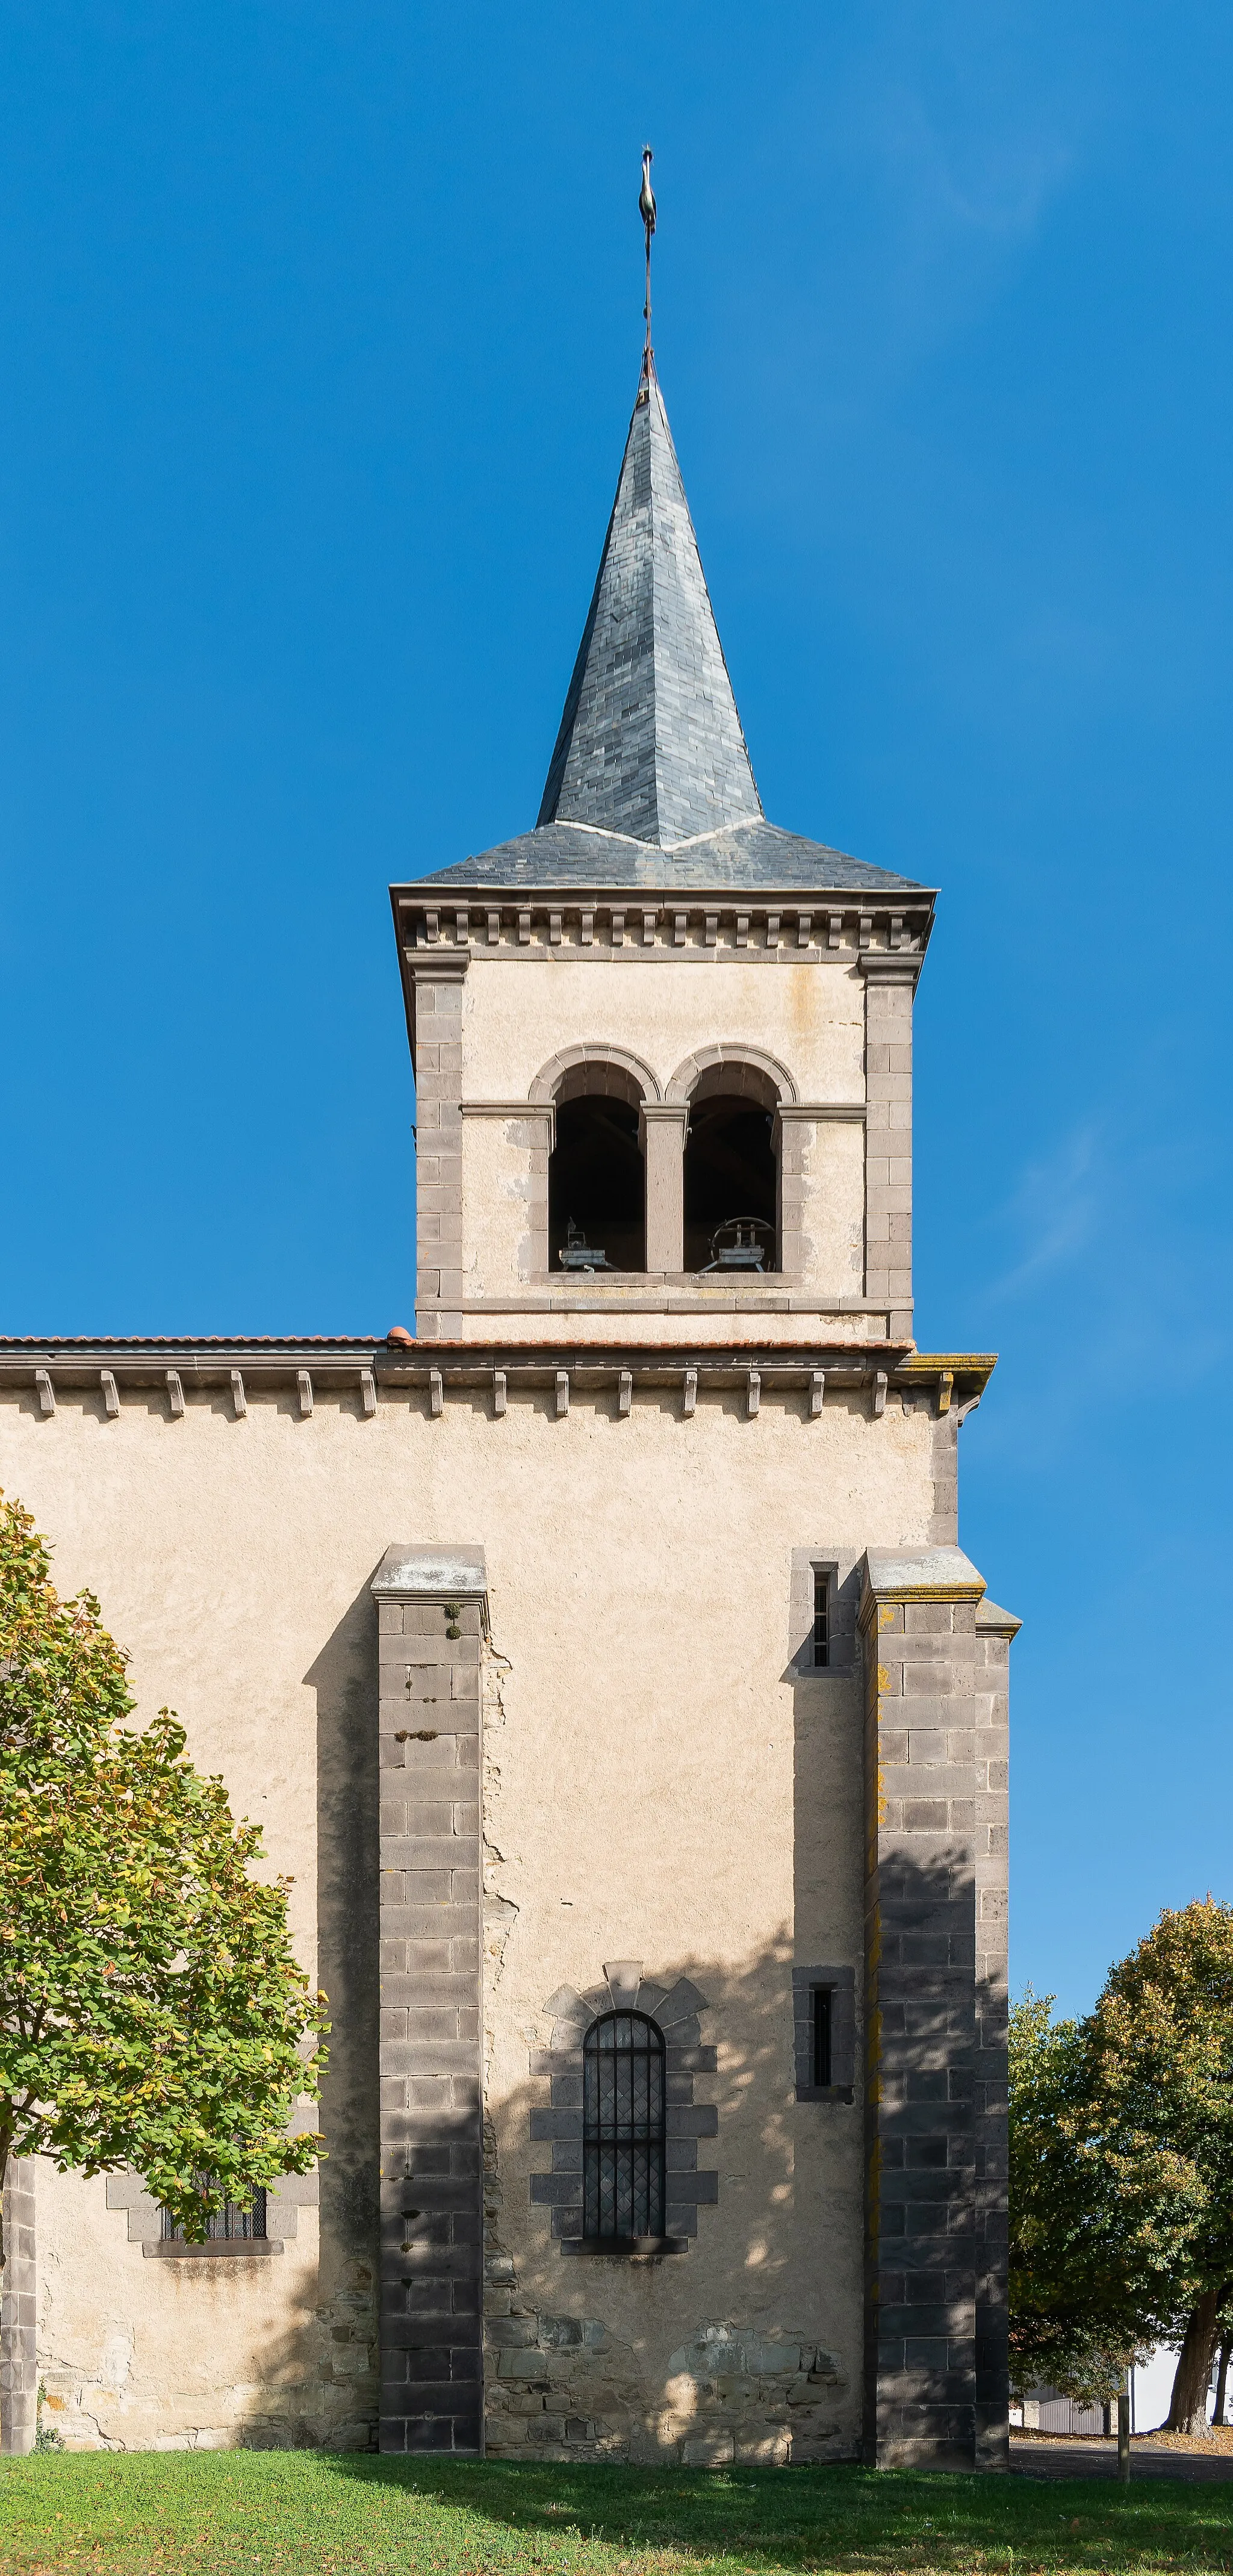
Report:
583,2011,666,2243
682,1063,780,1272
548,1066,647,1273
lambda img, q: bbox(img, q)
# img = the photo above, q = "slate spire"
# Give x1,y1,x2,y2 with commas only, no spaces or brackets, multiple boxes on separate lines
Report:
537,358,763,848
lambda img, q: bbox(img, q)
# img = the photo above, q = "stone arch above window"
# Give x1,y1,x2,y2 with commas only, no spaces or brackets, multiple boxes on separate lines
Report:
530,1046,662,1106
530,1964,718,2256
663,1045,797,1109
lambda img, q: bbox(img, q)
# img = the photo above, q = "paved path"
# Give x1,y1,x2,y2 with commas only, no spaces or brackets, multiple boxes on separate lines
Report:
1011,2436,1233,2484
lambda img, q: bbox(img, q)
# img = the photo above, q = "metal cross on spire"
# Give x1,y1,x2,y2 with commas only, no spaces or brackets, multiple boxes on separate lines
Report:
639,146,656,375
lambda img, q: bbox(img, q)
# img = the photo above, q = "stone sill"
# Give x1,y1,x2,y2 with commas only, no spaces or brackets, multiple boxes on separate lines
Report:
143,2239,284,2259
795,2085,856,2105
559,2236,689,2259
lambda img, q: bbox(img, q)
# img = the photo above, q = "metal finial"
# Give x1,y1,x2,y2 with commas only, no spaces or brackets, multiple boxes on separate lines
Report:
639,146,656,374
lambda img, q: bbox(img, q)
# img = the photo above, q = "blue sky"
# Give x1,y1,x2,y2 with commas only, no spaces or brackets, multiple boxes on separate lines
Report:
2,4,1231,2016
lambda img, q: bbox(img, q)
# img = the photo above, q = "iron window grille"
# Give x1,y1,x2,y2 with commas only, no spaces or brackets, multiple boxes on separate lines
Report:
583,2011,666,2244
812,1987,833,2089
813,1571,830,1668
161,2185,267,2243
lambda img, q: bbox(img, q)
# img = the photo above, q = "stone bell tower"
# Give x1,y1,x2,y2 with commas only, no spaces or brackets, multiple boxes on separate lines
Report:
394,353,928,1353
380,338,1013,2472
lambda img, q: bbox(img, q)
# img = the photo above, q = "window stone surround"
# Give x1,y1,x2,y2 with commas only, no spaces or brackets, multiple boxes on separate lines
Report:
792,1966,857,2103
102,2168,315,2253
529,1965,719,2256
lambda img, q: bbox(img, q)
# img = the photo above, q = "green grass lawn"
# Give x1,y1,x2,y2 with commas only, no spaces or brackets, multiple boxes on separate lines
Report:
1,2455,1231,2576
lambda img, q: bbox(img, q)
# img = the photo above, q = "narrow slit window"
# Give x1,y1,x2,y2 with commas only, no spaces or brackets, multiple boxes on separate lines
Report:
161,2185,267,2243
812,1987,833,2089
583,2011,666,2244
813,1571,830,1668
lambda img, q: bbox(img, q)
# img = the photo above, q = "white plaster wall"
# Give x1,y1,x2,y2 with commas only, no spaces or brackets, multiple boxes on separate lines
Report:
1,1376,936,2453
461,958,865,1107
459,1119,539,1299
792,1119,865,1296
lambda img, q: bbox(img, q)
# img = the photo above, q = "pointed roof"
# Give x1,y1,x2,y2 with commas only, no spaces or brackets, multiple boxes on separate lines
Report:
537,362,764,848
405,356,928,900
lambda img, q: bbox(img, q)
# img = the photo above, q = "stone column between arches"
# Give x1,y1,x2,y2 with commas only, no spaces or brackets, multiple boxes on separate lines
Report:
372,1544,488,2454
639,1104,689,1272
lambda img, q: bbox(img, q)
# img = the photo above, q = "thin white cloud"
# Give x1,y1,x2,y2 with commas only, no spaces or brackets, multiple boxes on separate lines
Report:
984,1119,1102,1300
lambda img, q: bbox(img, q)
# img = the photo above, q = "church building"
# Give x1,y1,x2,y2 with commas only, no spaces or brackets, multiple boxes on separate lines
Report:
0,301,1015,2469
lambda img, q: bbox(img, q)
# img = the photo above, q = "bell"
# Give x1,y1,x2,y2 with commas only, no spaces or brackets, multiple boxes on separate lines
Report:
559,1216,611,1273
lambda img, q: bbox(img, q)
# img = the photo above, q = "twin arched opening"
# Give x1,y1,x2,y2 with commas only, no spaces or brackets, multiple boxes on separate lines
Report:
539,1046,794,1276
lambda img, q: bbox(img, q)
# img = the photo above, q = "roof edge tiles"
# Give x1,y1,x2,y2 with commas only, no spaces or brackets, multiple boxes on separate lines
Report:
405,818,926,896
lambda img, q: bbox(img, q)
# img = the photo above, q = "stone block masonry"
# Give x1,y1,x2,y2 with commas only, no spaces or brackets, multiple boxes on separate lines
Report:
371,1545,488,2454
408,956,467,1336
0,2158,37,2454
859,1548,1013,2473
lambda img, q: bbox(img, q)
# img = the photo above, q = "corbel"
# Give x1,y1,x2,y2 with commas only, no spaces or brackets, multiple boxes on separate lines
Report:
828,911,842,951
810,1369,826,1418
429,1368,444,1417
486,910,500,945
611,910,626,948
618,1370,632,1417
872,1368,887,1418
297,1370,314,1418
639,908,657,946
555,1370,570,1418
101,1370,120,1420
747,1367,761,1418
517,909,531,946
580,910,594,947
890,913,904,951
454,908,470,947
704,912,718,946
36,1368,55,1417
230,1368,247,1420
492,1370,507,1418
424,909,439,947
736,913,750,948
797,913,813,948
549,910,562,946
858,914,872,951
360,1369,377,1417
937,1370,954,1417
683,1366,697,1418
166,1370,185,1420
765,913,780,950
957,1392,983,1427
674,911,688,946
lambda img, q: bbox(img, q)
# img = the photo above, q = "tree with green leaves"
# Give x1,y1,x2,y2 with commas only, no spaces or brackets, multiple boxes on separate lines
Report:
1087,1901,1233,2432
1010,1905,1233,2432
1008,1989,1176,2403
0,1488,327,2264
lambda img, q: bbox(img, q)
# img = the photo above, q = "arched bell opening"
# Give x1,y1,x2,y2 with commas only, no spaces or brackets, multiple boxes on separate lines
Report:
548,1064,647,1273
683,1064,780,1273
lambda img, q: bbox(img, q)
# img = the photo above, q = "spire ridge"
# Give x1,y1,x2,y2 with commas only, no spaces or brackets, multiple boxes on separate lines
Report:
537,360,763,849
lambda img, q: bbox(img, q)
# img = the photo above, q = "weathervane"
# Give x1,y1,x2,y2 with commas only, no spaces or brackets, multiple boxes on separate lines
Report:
639,146,656,374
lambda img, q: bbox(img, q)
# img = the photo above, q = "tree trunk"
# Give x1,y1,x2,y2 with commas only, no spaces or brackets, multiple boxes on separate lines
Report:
1213,2335,1231,2429
1166,2288,1226,2433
